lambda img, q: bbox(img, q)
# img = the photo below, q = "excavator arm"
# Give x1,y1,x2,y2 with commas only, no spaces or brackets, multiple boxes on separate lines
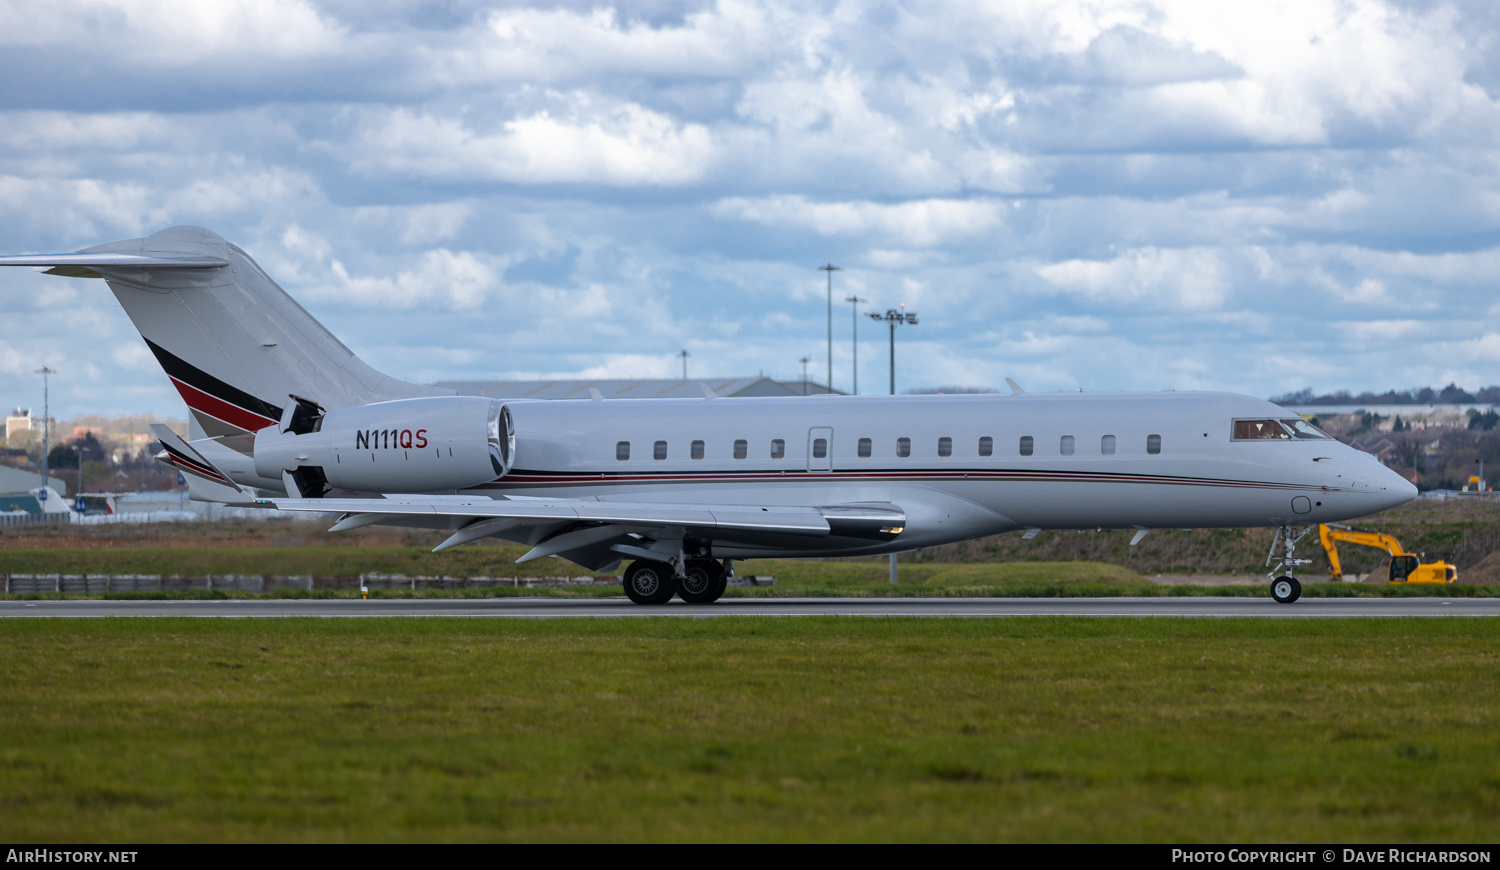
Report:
1318,523,1407,582
1317,523,1454,584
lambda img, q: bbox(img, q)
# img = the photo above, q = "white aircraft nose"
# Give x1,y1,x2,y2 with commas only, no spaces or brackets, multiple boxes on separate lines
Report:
1373,464,1419,510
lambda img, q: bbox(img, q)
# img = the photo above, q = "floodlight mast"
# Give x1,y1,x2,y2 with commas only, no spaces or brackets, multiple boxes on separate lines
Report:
819,264,840,394
677,349,690,381
845,294,867,395
866,306,918,396
35,366,56,503
799,355,812,396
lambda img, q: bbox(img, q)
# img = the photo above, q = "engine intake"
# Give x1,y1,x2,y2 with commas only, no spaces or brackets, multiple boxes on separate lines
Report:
254,396,514,495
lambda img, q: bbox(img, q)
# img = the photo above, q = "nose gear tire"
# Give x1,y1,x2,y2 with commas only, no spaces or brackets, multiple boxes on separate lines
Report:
1270,575,1302,604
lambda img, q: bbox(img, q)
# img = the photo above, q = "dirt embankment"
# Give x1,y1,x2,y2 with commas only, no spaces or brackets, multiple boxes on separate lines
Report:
0,520,461,551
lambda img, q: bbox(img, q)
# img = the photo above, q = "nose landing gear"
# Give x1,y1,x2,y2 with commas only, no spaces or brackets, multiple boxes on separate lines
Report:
1266,525,1312,604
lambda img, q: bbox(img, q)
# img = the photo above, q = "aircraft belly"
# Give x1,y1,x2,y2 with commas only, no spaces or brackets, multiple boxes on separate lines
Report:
983,480,1325,529
483,474,1316,532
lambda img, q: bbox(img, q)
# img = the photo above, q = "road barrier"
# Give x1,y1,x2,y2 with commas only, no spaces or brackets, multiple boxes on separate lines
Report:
1,572,775,594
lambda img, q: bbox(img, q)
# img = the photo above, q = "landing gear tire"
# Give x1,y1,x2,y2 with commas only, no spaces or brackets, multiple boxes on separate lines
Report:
624,560,678,605
1270,575,1302,604
678,559,726,604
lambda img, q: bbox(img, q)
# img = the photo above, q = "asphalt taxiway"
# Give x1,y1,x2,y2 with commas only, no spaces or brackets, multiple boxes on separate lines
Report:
1,597,1497,618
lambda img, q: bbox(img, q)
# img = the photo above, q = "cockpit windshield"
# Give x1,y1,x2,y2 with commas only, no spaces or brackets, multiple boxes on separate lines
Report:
1233,419,1292,440
1232,418,1332,441
1280,418,1332,440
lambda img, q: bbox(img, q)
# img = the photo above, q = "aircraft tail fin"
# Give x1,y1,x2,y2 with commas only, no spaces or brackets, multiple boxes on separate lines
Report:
0,226,450,437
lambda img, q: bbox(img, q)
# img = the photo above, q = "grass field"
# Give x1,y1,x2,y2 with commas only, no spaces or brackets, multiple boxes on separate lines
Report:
4,548,1499,599
1,617,1497,842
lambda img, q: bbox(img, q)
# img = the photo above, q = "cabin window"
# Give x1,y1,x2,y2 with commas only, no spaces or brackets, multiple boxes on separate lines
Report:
771,439,785,459
1060,435,1075,456
1233,419,1292,441
734,439,747,459
691,440,705,460
1147,434,1161,455
812,438,828,459
1101,434,1116,455
938,437,952,457
654,440,668,460
616,441,630,461
858,437,872,458
1020,435,1034,456
897,437,911,458
978,436,993,457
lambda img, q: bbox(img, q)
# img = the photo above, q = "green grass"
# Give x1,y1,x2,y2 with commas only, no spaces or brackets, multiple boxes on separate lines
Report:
1,618,1497,842
4,549,1499,599
0,545,600,578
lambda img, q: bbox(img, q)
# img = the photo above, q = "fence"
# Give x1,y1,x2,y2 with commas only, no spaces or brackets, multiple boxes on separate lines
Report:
1,573,776,594
0,513,72,528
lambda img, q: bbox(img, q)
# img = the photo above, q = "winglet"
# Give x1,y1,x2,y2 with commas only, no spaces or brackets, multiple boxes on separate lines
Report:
698,381,717,399
150,423,245,493
588,387,604,401
1005,378,1026,395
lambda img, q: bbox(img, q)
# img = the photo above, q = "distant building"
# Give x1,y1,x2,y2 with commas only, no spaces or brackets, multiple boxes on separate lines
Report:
1353,438,1398,465
433,377,843,400
0,465,68,514
5,408,30,441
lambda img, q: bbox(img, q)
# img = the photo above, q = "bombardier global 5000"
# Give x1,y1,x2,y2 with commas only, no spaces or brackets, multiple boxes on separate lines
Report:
0,226,1416,604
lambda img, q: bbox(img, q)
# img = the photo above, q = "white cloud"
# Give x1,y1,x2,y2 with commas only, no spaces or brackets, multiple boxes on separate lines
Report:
341,101,716,187
111,342,155,372
455,1,781,83
1035,247,1229,310
712,196,1006,247
0,176,166,241
308,249,499,311
0,0,347,63
5,0,1500,415
352,202,476,247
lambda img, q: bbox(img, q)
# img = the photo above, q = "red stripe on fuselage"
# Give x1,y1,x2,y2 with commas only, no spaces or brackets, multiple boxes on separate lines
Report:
482,469,1332,491
169,377,277,433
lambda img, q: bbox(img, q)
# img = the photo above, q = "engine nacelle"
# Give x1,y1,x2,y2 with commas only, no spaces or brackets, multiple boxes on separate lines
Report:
254,396,514,495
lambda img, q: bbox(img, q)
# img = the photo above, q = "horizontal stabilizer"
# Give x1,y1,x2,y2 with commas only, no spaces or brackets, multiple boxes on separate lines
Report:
0,252,229,279
151,423,245,494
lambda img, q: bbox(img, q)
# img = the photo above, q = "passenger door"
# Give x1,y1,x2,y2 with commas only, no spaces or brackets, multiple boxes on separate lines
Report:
807,427,834,473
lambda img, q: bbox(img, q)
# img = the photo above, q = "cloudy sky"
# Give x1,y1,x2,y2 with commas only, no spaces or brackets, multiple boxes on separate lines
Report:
3,0,1500,419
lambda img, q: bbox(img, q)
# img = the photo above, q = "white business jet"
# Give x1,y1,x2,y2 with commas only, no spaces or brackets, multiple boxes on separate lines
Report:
0,226,1416,604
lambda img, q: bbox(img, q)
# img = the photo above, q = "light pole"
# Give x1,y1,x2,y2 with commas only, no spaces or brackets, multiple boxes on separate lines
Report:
799,355,812,396
845,294,866,395
73,443,85,512
35,366,56,504
819,264,840,393
866,305,918,395
677,349,690,380
863,308,918,587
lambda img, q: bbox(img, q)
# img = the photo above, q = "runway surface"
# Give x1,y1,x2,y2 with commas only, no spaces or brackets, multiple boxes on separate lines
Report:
1,597,1497,618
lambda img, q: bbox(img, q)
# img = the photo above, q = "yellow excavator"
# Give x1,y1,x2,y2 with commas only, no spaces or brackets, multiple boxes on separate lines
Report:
1318,523,1457,584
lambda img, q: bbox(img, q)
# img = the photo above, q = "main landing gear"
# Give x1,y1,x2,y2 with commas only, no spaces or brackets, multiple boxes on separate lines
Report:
622,558,729,605
1266,525,1313,604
